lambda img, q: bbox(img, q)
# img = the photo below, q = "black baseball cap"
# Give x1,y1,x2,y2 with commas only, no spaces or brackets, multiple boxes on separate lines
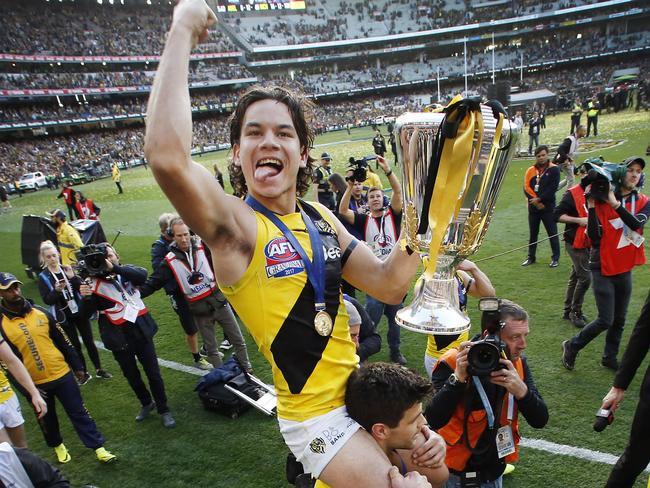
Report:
321,152,331,160
623,156,645,169
0,272,22,290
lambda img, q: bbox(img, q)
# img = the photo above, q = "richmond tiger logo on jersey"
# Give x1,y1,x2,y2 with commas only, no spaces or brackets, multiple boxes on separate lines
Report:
264,236,305,278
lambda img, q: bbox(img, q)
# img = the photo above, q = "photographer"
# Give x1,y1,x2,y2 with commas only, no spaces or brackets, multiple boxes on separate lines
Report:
562,157,649,371
339,155,406,365
600,288,650,488
150,213,207,370
372,130,387,159
140,218,252,372
38,241,110,384
78,244,177,428
425,300,548,487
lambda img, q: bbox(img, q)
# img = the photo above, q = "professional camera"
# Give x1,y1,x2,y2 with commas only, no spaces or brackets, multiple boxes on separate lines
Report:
467,298,506,376
75,244,110,279
346,155,377,182
580,159,633,202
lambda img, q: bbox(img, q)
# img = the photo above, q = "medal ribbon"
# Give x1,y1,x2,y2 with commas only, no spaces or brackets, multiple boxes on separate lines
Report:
245,195,327,312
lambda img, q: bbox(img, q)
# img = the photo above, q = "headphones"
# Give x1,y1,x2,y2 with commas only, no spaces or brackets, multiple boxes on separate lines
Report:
166,217,184,238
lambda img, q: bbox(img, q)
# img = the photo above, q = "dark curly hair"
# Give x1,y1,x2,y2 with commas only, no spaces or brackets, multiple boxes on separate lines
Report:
227,85,315,198
345,362,432,432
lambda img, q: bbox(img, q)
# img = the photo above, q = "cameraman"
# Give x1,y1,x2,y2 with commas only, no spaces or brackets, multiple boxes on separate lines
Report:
339,155,407,365
79,244,177,428
425,300,548,487
562,157,648,371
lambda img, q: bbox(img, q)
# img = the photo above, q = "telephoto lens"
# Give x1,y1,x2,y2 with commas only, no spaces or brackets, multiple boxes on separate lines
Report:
593,408,614,432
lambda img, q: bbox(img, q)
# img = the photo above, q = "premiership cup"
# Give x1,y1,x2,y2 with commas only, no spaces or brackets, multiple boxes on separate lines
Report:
395,98,520,334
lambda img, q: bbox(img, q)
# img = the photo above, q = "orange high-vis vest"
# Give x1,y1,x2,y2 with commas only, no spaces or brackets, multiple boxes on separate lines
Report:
433,349,524,472
568,185,591,249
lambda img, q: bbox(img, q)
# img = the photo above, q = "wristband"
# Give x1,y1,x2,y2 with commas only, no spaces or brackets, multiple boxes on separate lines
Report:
385,170,393,177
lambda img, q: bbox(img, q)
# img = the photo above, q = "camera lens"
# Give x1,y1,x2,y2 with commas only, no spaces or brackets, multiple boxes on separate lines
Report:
467,341,501,376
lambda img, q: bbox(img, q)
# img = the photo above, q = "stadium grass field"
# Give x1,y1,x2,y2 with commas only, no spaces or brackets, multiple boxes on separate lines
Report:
0,108,648,487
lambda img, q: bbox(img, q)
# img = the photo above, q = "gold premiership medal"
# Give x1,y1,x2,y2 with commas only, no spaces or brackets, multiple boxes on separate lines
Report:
314,310,333,336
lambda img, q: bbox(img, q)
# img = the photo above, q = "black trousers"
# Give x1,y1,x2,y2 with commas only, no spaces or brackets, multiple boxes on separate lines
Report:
570,114,581,134
111,330,169,414
527,208,560,261
605,291,650,487
62,313,102,371
570,270,632,360
587,116,598,136
36,372,105,449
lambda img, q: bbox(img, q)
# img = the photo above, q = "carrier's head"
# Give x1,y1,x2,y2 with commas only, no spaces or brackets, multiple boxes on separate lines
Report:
345,363,431,451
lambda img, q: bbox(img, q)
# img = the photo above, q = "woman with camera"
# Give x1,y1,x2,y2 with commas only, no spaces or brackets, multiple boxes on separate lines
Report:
562,157,649,371
37,241,111,384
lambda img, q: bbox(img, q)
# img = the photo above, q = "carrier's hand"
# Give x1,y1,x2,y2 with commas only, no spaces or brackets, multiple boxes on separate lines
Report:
389,467,432,488
171,0,217,48
105,259,114,272
601,386,625,413
411,425,445,468
490,359,527,399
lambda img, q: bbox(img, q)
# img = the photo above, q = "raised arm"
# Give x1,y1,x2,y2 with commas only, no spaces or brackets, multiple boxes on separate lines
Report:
377,156,401,213
338,179,356,224
145,0,254,283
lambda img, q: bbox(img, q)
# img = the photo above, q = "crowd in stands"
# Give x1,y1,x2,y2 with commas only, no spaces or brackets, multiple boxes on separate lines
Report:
0,0,236,56
225,0,595,46
0,64,254,91
0,91,244,125
1,24,643,96
4,55,648,185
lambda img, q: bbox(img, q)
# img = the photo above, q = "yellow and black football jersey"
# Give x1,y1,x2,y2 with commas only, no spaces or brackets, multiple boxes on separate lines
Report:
222,202,358,422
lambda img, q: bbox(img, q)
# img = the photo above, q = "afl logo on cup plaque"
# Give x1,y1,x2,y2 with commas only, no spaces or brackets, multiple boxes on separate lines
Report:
264,237,305,278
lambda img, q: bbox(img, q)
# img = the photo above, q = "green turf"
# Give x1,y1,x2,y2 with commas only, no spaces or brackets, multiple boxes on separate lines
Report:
0,109,649,487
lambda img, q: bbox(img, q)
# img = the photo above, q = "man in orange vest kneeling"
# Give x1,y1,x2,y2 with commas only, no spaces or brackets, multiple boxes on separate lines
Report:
425,299,548,488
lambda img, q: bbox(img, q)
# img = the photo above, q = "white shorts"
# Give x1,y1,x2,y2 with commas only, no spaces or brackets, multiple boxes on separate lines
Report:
424,354,438,378
279,405,361,478
0,394,24,430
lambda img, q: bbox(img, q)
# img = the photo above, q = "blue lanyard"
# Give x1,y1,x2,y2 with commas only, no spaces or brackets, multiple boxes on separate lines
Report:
245,195,326,311
472,376,496,429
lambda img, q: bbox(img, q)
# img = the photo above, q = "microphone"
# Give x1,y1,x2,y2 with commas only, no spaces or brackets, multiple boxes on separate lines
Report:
593,408,614,432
